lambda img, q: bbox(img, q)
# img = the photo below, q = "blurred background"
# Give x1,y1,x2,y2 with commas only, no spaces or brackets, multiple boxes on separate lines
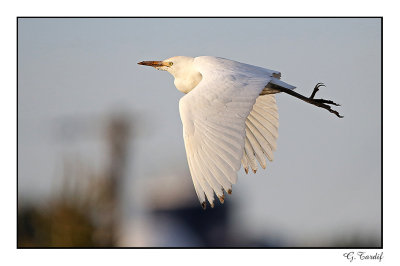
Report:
17,18,381,247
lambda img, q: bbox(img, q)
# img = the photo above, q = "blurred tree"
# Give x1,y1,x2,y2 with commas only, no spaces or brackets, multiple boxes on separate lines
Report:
18,114,132,247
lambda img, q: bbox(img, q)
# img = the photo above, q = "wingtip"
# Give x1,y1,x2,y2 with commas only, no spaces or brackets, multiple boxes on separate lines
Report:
201,202,207,210
228,189,232,195
219,195,225,204
244,167,249,174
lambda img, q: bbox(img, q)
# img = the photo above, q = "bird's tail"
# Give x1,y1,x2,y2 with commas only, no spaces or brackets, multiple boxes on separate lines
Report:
269,77,296,90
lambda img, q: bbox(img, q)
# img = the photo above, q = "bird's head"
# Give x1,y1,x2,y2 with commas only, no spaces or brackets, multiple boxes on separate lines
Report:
138,56,195,76
138,56,202,94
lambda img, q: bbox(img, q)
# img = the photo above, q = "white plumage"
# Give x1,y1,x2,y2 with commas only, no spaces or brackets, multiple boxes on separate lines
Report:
138,56,341,209
178,56,284,208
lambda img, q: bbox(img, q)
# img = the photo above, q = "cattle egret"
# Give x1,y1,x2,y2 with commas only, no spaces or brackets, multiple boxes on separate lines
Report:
138,56,342,209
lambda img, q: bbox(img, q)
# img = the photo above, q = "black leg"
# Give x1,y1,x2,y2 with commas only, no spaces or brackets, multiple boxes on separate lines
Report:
278,83,343,118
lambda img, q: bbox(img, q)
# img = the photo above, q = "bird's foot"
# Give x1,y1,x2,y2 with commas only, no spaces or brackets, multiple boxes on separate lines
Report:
307,83,343,118
310,82,325,99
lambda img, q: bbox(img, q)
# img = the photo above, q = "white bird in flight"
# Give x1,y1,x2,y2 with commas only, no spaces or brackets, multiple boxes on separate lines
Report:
138,56,342,210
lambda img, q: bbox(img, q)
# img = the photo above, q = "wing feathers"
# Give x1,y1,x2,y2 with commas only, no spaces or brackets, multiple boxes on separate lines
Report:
246,117,275,161
200,134,239,184
195,120,242,166
241,152,249,174
244,136,258,173
201,145,233,192
251,108,279,139
241,95,279,171
185,139,206,204
190,147,215,203
245,122,267,169
196,148,223,198
179,56,278,207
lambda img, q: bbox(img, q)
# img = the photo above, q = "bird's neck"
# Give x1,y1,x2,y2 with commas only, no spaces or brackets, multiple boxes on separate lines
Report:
172,70,203,94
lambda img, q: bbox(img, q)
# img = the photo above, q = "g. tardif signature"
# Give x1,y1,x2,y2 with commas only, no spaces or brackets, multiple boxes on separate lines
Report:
343,252,383,262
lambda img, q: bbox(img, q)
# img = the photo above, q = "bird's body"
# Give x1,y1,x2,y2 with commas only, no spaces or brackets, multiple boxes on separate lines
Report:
138,56,342,209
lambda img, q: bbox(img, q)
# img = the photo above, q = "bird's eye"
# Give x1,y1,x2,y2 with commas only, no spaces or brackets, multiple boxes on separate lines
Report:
169,62,173,66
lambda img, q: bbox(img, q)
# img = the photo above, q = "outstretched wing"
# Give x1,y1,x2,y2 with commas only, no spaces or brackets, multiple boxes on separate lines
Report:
179,56,275,208
242,94,279,174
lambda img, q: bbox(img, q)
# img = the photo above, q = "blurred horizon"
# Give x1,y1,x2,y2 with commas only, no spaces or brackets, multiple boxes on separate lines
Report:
18,18,381,247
